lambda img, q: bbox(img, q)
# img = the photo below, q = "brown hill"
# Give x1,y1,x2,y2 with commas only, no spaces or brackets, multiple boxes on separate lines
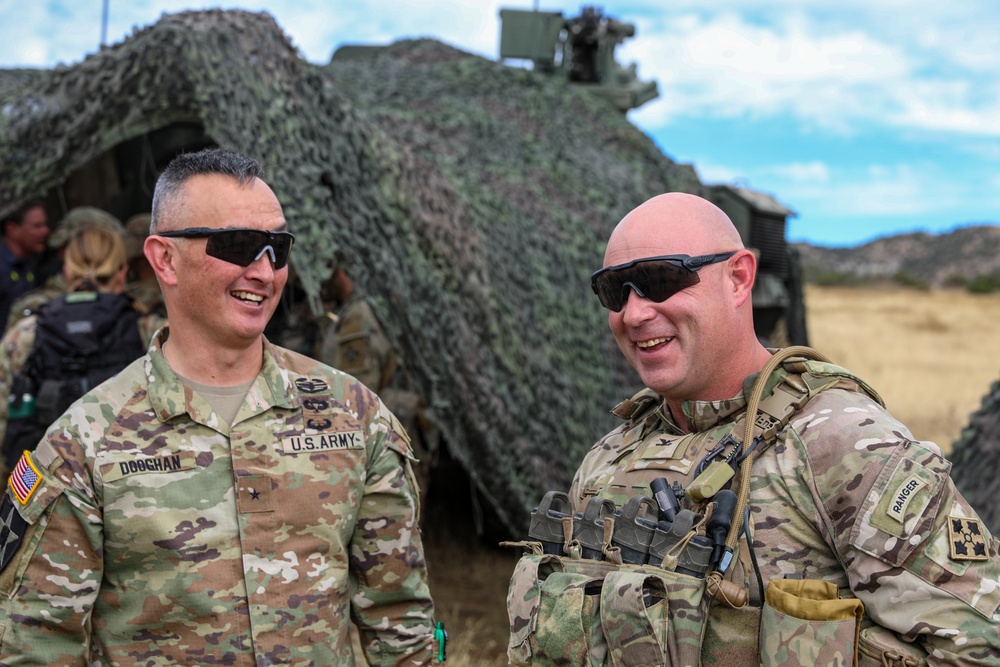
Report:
794,224,1000,287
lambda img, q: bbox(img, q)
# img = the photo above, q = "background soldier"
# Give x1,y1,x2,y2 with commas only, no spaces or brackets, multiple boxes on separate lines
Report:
316,254,441,506
4,206,125,333
0,200,49,330
123,212,165,316
0,225,150,482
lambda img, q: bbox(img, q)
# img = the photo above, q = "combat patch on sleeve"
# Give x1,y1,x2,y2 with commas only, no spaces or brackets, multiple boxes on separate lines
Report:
8,452,41,506
948,516,989,562
0,493,29,574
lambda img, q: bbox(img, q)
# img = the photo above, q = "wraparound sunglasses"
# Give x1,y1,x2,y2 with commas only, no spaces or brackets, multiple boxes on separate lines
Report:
591,252,737,312
155,227,296,269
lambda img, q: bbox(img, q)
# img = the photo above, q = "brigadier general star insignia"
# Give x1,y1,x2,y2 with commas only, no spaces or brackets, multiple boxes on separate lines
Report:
0,493,29,574
948,515,990,561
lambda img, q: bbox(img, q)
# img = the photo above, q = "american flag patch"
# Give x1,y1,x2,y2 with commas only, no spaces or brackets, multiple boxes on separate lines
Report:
9,452,41,505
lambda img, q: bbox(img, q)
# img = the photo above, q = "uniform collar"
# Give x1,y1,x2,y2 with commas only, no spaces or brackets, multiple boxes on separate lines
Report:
146,326,298,427
670,362,793,433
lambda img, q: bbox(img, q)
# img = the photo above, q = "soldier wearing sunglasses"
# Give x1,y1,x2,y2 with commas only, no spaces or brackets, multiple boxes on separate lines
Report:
553,193,999,665
0,148,440,665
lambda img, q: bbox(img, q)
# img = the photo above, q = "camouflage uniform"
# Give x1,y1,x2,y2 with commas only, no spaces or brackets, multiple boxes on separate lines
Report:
317,291,395,393
124,278,166,316
562,357,1000,665
0,327,437,666
122,212,166,317
316,293,440,504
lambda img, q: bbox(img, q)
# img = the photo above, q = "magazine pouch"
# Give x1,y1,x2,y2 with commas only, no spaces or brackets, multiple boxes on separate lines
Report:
507,552,710,667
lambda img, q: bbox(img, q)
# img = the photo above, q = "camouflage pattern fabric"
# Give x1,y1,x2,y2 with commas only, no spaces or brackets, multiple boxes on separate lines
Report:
759,579,864,667
507,554,709,667
0,313,38,486
124,277,166,318
316,291,395,393
3,273,65,334
568,356,1000,666
0,327,436,666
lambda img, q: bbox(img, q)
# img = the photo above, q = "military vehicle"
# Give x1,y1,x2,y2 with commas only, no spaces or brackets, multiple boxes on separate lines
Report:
496,5,808,347
0,8,805,537
498,5,659,112
706,185,809,346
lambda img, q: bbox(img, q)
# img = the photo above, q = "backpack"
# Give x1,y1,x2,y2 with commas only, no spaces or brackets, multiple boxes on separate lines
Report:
3,291,145,468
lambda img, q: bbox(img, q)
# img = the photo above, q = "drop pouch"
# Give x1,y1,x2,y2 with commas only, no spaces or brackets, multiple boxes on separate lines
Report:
759,579,864,667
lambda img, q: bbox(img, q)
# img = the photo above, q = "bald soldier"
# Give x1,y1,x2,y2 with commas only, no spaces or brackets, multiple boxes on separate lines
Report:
509,193,1000,666
0,148,439,666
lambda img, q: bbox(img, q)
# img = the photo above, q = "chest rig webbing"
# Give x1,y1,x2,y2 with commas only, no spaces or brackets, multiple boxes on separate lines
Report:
579,347,882,605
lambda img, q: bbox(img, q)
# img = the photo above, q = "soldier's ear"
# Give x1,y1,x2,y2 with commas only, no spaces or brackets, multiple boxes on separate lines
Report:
144,235,180,287
729,249,756,307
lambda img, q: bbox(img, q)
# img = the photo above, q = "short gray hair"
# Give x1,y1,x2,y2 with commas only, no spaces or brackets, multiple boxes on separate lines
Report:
150,148,265,233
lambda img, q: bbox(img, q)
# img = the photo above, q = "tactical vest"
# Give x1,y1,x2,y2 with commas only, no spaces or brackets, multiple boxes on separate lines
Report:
3,292,145,469
506,348,930,667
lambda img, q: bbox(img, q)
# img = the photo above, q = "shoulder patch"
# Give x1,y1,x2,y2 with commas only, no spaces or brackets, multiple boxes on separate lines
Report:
8,452,41,505
0,493,29,574
948,516,990,561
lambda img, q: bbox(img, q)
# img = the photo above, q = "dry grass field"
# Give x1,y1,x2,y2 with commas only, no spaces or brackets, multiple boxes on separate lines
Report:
804,285,1000,452
421,285,1000,667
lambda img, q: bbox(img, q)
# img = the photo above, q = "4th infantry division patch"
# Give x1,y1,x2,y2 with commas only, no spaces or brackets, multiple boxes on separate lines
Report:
9,452,41,506
948,516,989,561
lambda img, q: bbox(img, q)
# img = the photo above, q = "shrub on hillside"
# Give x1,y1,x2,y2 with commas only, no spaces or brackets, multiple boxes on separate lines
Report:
893,270,930,291
808,270,865,286
968,274,1000,294
944,274,969,289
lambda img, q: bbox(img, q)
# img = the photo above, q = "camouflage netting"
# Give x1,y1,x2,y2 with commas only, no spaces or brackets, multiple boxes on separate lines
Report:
0,9,705,535
951,377,1000,534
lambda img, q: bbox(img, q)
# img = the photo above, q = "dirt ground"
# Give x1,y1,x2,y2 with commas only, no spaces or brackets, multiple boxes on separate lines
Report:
421,454,518,666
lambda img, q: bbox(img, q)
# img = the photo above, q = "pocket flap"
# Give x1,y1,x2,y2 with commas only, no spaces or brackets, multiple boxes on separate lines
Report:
851,442,948,567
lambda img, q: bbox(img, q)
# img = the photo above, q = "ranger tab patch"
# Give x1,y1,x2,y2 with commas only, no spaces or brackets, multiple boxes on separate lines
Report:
887,475,926,522
9,452,41,505
948,516,989,561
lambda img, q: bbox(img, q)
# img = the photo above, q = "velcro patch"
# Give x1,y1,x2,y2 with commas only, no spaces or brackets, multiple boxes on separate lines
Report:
8,452,41,506
236,475,273,514
281,431,364,454
948,516,989,561
101,452,198,482
0,493,29,574
887,475,926,522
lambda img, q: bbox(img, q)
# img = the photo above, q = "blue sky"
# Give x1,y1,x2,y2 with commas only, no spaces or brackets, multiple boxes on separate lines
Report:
1,1,997,247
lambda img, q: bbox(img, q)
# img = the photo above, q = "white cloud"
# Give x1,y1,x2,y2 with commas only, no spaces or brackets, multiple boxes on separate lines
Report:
690,161,745,185
776,162,974,219
764,162,831,184
618,3,1000,139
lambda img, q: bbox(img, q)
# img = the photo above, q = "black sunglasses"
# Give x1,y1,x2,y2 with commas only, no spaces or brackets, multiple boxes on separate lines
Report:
156,227,296,269
591,252,737,312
